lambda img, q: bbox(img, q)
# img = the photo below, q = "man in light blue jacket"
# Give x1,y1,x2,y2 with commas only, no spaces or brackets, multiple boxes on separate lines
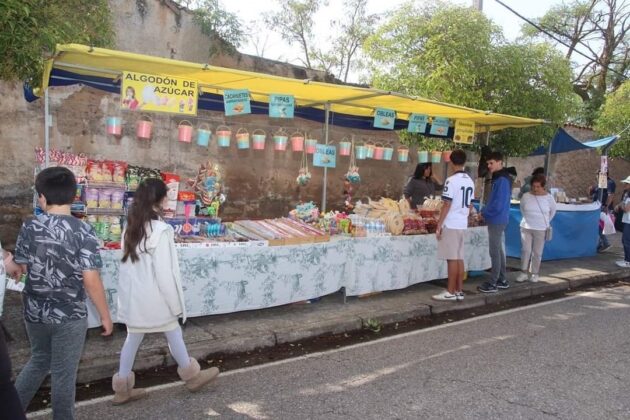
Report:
478,151,513,293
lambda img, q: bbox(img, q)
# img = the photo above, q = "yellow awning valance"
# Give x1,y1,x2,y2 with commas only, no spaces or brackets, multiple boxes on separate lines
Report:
43,44,546,132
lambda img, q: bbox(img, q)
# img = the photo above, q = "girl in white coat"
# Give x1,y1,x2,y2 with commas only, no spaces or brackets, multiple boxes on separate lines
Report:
112,179,219,404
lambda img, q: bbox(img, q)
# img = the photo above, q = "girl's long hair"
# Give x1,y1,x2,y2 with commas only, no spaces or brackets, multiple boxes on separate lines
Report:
122,178,167,263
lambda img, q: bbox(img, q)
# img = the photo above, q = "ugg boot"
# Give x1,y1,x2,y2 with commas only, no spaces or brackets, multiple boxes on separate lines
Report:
112,372,147,405
177,357,220,392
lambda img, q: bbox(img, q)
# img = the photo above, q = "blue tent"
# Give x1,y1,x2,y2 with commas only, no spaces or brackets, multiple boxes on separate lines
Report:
530,127,619,156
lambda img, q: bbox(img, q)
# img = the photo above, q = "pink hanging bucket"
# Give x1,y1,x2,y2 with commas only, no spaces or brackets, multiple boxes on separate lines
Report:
373,144,385,160
106,117,122,136
431,151,442,163
339,139,351,156
305,138,318,154
273,129,288,151
442,150,452,162
252,129,266,150
136,115,153,140
178,120,193,143
236,128,250,149
397,146,409,162
216,125,232,147
291,132,304,151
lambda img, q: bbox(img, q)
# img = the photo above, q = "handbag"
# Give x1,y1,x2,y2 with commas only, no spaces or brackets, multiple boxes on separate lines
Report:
534,195,553,242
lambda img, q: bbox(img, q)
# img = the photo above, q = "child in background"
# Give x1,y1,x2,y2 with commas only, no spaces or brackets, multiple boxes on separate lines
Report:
112,179,219,405
13,167,112,420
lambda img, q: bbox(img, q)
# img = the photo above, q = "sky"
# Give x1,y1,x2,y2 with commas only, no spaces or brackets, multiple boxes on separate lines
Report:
221,0,566,82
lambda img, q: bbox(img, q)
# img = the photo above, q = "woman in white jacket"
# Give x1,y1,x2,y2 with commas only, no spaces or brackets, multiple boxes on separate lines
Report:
516,174,556,283
112,179,219,405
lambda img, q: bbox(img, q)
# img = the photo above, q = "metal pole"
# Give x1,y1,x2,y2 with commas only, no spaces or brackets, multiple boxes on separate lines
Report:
322,103,331,212
44,88,50,168
544,133,553,179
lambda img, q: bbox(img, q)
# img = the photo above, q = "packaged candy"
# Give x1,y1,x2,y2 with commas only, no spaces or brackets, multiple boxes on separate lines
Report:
111,189,125,209
86,188,99,208
98,189,113,208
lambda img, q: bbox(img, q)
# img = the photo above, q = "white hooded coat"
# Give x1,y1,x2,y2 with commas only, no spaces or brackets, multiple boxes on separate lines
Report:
117,220,187,331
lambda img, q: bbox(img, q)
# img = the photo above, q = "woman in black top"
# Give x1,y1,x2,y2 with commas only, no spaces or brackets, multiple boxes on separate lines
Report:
404,163,442,209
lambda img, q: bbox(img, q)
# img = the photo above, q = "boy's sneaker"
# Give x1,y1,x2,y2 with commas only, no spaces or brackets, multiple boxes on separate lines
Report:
478,282,498,293
530,274,539,283
515,272,529,283
455,291,465,301
432,290,457,301
615,260,630,268
496,279,510,289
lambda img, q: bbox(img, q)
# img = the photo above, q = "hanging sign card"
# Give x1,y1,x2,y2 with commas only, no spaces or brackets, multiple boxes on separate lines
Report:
121,71,198,115
269,94,295,118
223,89,251,116
408,114,428,133
429,117,450,136
313,144,336,168
453,120,476,144
373,108,396,130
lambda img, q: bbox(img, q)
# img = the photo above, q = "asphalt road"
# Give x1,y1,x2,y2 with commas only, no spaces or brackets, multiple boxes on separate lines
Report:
29,285,630,420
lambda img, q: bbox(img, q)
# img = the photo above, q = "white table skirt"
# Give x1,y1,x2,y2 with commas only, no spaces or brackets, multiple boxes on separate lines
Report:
78,227,489,327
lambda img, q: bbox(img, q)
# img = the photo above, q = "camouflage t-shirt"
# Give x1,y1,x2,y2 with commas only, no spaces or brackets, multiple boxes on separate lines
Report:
14,214,102,324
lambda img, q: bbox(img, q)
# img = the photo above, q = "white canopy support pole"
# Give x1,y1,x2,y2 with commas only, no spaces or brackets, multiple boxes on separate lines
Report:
44,87,50,168
544,132,553,179
322,103,331,213
478,127,491,209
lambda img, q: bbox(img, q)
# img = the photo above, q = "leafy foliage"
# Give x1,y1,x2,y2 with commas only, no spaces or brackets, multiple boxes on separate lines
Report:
522,0,630,125
176,0,245,54
595,80,630,158
0,0,113,84
364,1,578,156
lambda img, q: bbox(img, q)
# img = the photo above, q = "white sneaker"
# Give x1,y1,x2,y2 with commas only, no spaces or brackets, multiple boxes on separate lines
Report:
615,260,630,268
432,290,457,301
530,274,539,283
455,291,465,301
516,272,529,283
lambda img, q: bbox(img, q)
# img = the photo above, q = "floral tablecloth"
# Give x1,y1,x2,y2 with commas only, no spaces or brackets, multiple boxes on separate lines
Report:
81,227,489,327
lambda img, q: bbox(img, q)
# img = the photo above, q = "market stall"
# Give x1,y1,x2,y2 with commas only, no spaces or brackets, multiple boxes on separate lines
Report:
2,44,547,321
506,201,600,261
86,227,490,328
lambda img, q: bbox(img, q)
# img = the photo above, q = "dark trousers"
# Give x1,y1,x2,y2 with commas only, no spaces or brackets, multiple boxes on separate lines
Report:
0,321,26,420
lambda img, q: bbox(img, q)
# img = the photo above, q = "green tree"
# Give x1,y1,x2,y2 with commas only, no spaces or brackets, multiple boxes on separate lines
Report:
264,0,326,69
364,1,578,156
174,0,244,54
0,0,113,84
522,0,630,124
595,80,630,158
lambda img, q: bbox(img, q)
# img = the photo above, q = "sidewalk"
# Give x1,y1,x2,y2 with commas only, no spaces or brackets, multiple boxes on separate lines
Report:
5,233,629,383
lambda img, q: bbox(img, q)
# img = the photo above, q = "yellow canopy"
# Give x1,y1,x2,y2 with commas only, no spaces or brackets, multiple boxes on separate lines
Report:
43,44,546,132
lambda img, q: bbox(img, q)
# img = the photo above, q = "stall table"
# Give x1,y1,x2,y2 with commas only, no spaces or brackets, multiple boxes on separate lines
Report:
86,227,491,327
506,201,600,261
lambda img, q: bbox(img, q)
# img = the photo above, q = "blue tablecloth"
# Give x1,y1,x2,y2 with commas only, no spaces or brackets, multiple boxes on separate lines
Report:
506,202,599,261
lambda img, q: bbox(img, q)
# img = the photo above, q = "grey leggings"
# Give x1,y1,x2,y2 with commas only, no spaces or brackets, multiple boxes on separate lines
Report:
14,318,88,420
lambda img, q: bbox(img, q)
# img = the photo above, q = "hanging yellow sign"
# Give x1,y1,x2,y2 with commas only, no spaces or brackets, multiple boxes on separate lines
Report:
453,120,475,144
120,71,198,115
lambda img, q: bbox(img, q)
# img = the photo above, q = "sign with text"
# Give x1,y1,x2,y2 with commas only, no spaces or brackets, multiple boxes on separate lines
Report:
313,144,337,168
373,108,396,130
269,94,295,118
407,113,428,133
429,117,450,136
453,120,476,144
223,89,251,116
121,71,198,115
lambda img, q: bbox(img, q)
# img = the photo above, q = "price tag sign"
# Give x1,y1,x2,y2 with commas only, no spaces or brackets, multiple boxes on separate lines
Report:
429,117,450,136
313,144,336,168
269,94,294,118
373,108,396,129
453,120,475,144
223,89,251,116
408,114,428,133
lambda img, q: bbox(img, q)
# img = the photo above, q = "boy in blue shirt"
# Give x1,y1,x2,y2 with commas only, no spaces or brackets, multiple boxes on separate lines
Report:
13,167,112,420
478,152,513,293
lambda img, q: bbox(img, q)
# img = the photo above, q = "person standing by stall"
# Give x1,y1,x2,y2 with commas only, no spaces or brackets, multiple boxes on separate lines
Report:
478,152,512,293
516,175,556,282
12,167,112,420
615,176,630,268
403,163,443,209
589,172,616,252
518,167,545,198
112,179,220,405
432,150,474,301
